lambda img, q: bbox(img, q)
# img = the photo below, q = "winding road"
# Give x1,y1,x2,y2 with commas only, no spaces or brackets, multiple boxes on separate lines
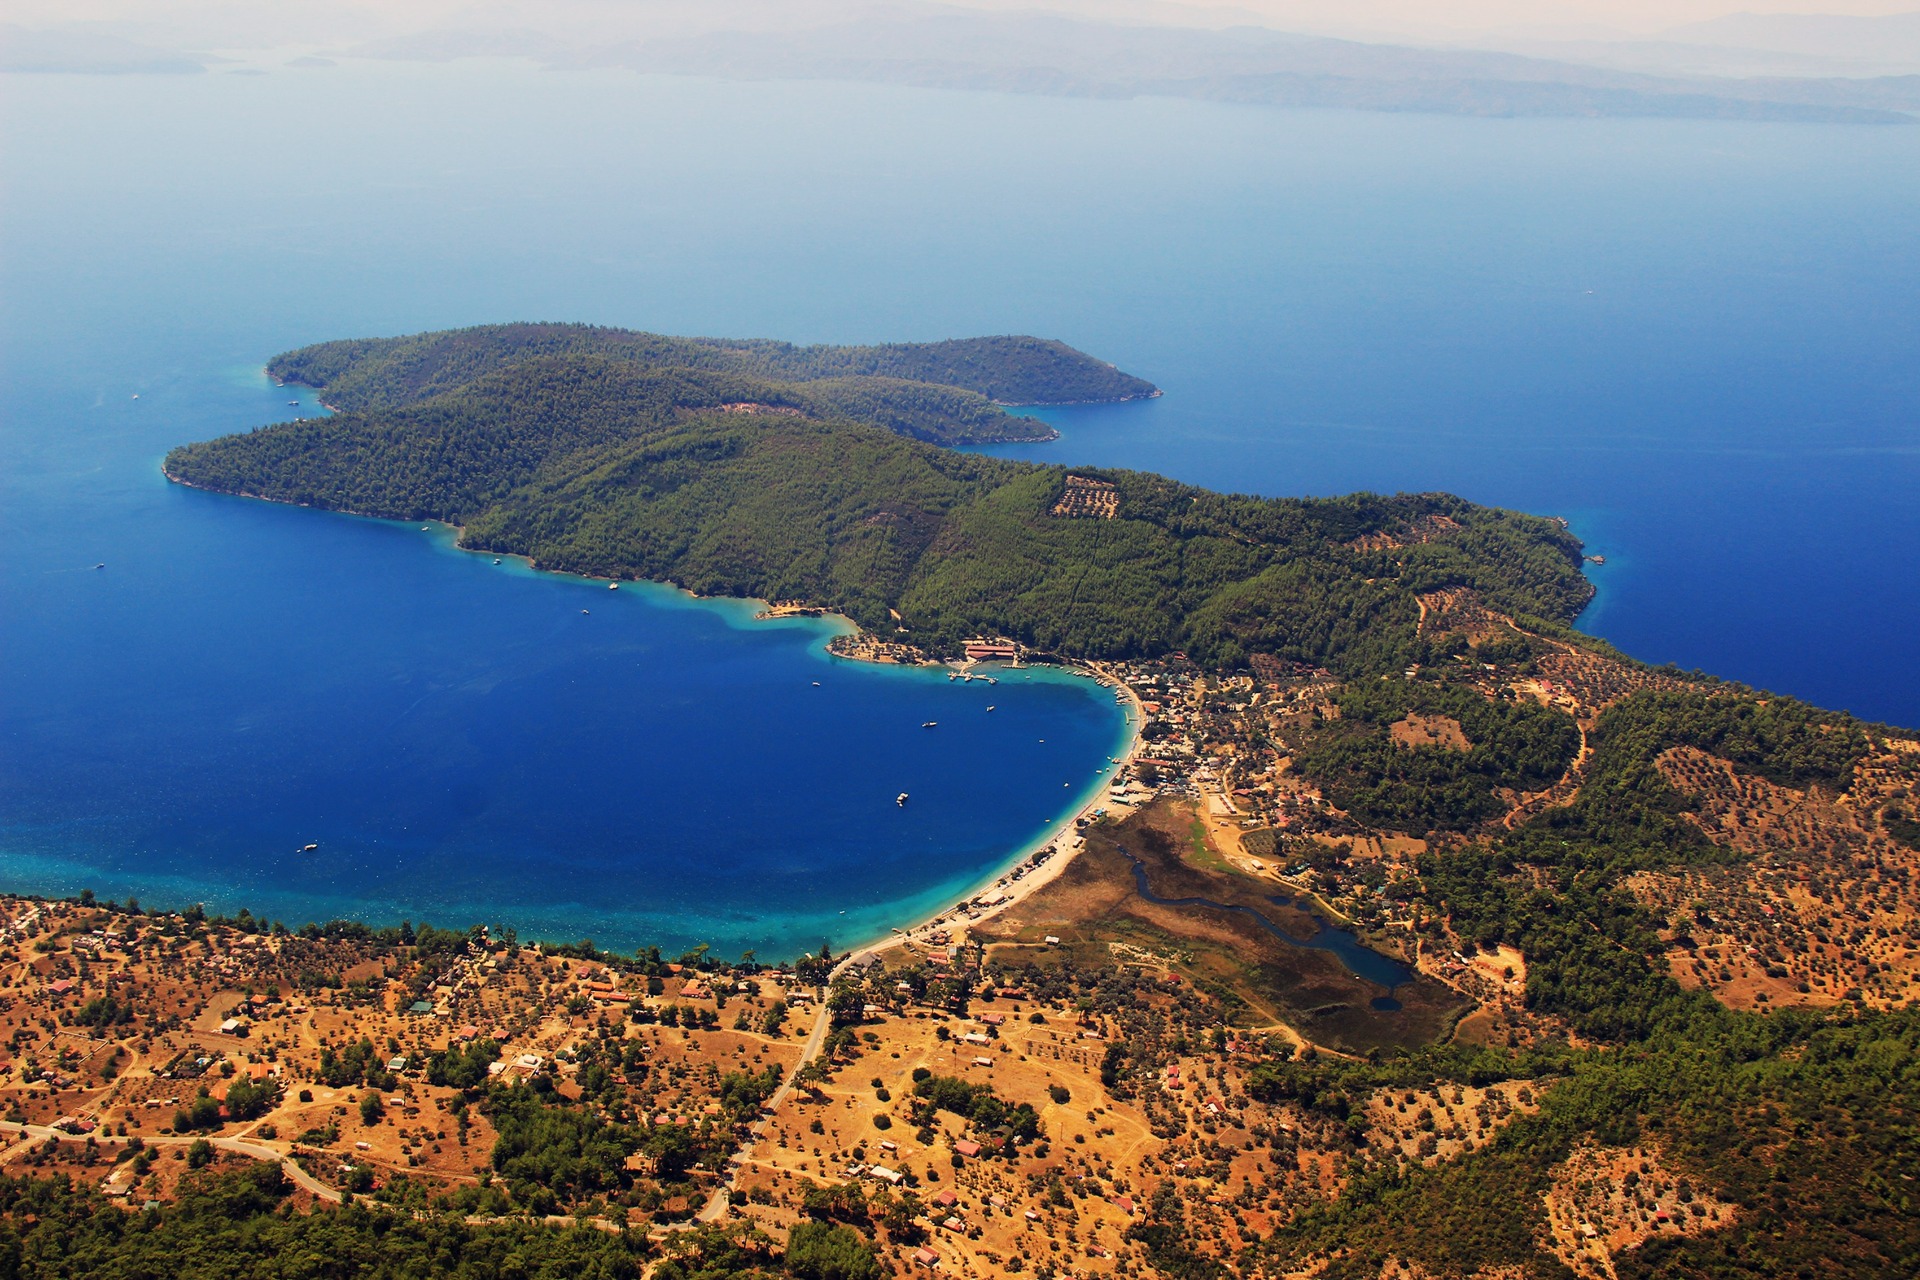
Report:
695,952,862,1223
0,1119,341,1201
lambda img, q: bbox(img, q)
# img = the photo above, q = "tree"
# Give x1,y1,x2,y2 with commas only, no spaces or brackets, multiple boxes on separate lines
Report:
786,1221,882,1280
826,983,865,1028
224,1077,277,1122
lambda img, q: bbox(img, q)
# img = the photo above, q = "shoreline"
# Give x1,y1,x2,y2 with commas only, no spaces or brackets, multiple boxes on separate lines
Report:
834,661,1148,965
157,461,1147,963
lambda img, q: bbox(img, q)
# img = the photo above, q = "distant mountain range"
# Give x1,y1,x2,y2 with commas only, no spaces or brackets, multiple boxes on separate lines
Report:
7,5,1919,124
0,23,204,75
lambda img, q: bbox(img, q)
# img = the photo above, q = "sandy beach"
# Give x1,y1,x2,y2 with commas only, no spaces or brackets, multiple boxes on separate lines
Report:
840,659,1148,965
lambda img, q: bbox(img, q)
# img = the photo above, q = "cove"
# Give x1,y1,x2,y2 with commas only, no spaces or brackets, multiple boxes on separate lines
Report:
0,391,1129,958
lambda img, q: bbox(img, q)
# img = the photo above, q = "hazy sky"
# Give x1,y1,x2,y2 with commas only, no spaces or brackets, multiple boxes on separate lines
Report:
1150,0,1919,34
8,0,1918,45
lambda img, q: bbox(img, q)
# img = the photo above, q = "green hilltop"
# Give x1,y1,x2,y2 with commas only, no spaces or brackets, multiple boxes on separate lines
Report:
267,323,1160,424
167,328,1591,676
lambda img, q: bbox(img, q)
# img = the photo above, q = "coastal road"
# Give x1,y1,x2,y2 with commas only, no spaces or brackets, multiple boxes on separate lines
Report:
0,1119,341,1201
696,954,861,1223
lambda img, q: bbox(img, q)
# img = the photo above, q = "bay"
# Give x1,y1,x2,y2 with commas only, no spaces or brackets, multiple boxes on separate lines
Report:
1,61,1915,956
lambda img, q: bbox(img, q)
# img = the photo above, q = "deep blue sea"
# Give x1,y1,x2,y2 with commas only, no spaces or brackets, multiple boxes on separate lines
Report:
2,62,1915,956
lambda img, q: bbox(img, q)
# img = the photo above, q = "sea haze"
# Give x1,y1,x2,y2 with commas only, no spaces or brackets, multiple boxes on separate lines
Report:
1,61,1916,951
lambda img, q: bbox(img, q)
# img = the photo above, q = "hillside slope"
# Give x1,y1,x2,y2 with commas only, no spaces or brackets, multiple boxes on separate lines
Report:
168,340,1589,674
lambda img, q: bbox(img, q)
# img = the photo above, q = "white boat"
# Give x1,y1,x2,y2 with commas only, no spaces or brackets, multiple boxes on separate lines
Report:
608,582,619,590
922,721,937,728
493,558,501,565
986,705,995,712
897,793,909,806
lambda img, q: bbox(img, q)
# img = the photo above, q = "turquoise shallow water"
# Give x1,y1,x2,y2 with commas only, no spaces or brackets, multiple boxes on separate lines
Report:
2,62,1916,958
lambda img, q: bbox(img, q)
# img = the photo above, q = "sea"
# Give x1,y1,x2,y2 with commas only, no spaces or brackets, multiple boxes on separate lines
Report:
2,61,1916,958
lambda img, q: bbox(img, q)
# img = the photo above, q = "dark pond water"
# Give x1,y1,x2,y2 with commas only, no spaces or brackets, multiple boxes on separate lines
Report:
1119,846,1413,1004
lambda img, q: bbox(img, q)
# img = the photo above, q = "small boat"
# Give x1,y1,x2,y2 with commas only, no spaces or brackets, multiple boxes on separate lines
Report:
608,582,619,590
811,681,821,687
581,609,590,614
986,677,998,685
131,394,139,400
420,526,430,532
93,563,105,570
493,558,501,565
986,705,995,712
301,843,318,852
897,792,910,806
921,721,938,728
288,400,299,406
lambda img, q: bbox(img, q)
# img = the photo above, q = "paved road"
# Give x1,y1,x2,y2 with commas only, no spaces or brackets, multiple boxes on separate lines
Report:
696,954,861,1223
0,1119,342,1201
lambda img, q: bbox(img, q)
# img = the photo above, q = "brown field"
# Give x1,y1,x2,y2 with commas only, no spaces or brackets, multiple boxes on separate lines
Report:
1360,1078,1540,1172
1629,742,1920,1011
1542,1142,1737,1279
1387,713,1470,752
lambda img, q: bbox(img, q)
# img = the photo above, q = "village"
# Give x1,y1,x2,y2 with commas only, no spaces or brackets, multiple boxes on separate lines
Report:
2,596,1916,1277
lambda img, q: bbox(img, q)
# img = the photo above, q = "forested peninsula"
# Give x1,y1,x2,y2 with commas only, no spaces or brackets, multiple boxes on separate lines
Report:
33,322,1915,1278
166,324,1590,677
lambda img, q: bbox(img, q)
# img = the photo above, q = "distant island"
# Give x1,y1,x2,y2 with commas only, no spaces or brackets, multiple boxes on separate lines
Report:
268,323,1160,431
166,323,1590,677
